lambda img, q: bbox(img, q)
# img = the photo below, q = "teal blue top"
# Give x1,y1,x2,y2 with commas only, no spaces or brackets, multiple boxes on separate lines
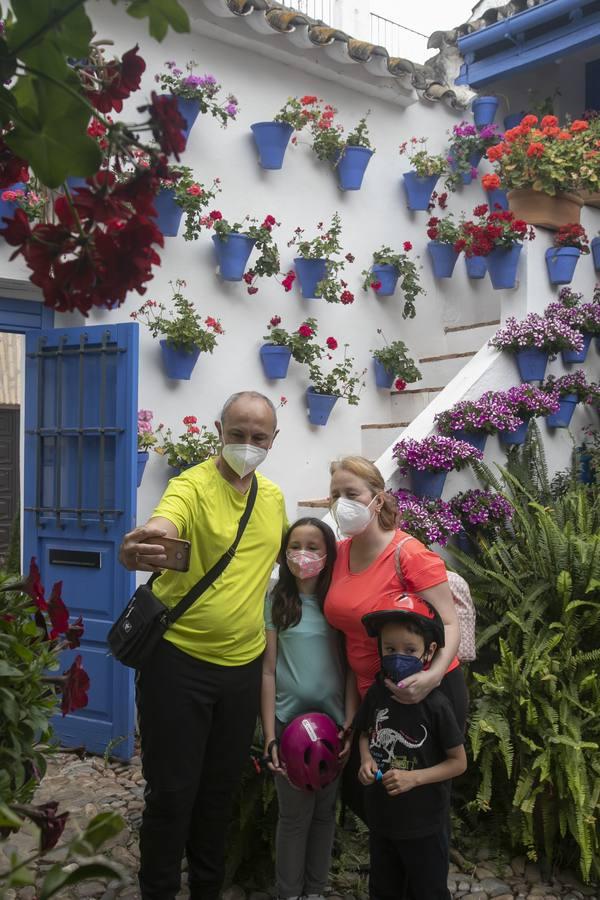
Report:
265,592,346,725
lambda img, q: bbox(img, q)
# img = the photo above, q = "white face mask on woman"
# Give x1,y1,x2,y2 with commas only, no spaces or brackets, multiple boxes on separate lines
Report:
221,443,267,478
331,496,378,537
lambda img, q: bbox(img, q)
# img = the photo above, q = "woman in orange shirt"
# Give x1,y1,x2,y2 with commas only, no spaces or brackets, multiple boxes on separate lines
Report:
324,457,468,793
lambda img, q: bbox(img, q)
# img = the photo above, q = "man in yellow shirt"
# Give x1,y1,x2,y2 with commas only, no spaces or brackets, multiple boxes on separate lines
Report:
119,391,287,900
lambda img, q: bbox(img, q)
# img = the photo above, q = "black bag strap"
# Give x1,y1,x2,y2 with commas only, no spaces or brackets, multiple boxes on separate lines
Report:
150,474,258,626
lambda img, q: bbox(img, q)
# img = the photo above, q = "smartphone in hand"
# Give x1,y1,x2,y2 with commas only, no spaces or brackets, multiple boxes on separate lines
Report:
147,536,191,572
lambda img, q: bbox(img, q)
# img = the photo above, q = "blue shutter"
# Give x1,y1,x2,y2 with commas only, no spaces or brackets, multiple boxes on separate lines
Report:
585,59,600,112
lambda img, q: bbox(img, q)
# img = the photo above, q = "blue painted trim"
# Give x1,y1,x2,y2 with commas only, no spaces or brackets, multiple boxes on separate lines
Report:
457,11,600,86
586,58,600,110
0,297,53,333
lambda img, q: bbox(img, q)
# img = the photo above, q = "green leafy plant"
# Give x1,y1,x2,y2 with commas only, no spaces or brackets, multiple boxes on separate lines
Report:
273,95,321,131
287,213,355,304
308,344,366,405
362,245,425,319
311,108,373,163
370,330,421,384
132,280,224,354
399,137,447,177
155,417,220,470
262,316,321,365
159,167,221,242
155,62,238,125
211,213,281,292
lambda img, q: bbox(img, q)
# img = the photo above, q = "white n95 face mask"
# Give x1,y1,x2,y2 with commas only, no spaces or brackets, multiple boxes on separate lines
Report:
221,443,267,478
331,496,377,537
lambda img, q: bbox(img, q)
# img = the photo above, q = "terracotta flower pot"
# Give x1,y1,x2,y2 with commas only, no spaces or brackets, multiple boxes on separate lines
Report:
507,188,583,231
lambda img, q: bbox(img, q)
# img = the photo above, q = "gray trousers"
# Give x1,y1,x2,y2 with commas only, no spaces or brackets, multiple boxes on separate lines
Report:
275,771,340,898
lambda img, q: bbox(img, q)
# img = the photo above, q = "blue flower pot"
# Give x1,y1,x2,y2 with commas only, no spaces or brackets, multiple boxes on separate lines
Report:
137,451,149,487
545,246,580,285
486,188,508,211
65,175,88,191
546,394,578,428
562,333,592,364
260,344,292,379
0,182,25,221
428,242,460,278
175,96,201,141
451,429,488,453
486,244,522,289
294,257,328,298
503,112,525,129
373,358,395,389
579,450,593,484
306,387,338,426
452,150,483,185
153,187,183,237
591,237,600,271
336,146,374,191
402,171,439,211
456,530,477,555
371,264,399,296
160,340,201,380
499,421,529,447
409,468,448,499
472,96,499,129
465,255,487,279
212,233,256,281
515,348,548,383
250,121,294,170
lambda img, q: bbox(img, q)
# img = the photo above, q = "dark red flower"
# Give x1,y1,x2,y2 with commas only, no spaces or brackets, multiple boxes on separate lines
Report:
326,337,338,350
16,802,69,852
340,290,354,305
345,253,355,263
22,557,47,611
403,241,412,252
395,378,407,392
298,324,314,338
281,270,296,292
48,581,69,639
242,272,254,284
209,210,223,221
0,137,28,189
87,45,146,114
183,415,198,425
473,204,489,217
60,655,90,716
247,286,258,295
370,280,382,291
64,615,84,649
270,315,282,326
143,91,186,160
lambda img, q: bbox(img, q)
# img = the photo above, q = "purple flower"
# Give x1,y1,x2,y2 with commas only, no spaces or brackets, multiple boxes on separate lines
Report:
392,435,483,474
225,102,238,118
435,391,522,435
542,371,600,403
199,74,217,87
172,68,183,76
450,489,513,537
393,491,462,547
490,313,584,355
184,74,204,87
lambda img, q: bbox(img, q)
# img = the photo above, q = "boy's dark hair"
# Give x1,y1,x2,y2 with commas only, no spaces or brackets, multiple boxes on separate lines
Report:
270,517,337,631
380,616,437,655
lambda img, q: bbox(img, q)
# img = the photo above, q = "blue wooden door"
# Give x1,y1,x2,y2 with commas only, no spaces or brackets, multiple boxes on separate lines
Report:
23,323,139,760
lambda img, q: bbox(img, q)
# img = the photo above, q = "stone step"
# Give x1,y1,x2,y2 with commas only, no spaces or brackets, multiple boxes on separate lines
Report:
361,421,410,459
443,319,500,354
416,350,477,388
390,385,444,420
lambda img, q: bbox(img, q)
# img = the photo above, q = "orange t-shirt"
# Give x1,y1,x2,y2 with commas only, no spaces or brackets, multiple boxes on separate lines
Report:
324,530,459,697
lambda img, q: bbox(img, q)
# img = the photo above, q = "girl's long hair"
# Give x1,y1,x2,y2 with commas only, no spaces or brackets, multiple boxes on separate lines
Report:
271,517,337,631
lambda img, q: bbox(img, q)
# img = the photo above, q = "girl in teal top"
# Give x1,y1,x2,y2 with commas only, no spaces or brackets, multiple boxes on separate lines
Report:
261,517,359,900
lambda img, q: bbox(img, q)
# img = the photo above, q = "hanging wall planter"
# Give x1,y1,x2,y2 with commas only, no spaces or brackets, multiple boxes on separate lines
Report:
409,468,448,499
402,172,439,211
546,394,578,429
160,341,201,381
465,255,487,279
545,247,580,285
472,96,499,128
373,358,395,389
486,188,509,211
515,348,549,383
427,242,460,278
486,244,522,289
336,146,374,191
212,233,256,281
562,333,592,365
259,344,292,379
250,121,294,170
294,257,328,299
137,451,149,487
153,187,184,237
370,264,399,296
451,429,488,454
507,188,584,230
591,237,600,271
174,96,201,142
306,387,338,426
452,151,483,185
499,421,529,446
456,530,477,555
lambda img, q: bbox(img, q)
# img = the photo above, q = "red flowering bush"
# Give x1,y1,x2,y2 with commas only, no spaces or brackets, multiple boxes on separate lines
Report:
552,223,590,253
288,213,355,304
311,110,373,163
132,280,224,354
456,206,535,257
274,96,322,131
209,213,281,293
262,316,321,365
155,418,220,469
426,211,462,245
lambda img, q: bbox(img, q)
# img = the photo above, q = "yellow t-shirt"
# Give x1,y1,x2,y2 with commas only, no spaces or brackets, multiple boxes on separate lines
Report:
151,458,288,665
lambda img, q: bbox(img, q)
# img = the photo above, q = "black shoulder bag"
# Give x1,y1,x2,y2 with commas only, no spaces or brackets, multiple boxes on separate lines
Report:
108,475,258,670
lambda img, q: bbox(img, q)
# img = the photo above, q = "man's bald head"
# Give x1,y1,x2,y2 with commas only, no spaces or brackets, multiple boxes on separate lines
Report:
220,391,278,432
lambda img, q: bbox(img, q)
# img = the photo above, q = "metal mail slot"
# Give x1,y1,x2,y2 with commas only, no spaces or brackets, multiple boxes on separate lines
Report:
48,549,102,569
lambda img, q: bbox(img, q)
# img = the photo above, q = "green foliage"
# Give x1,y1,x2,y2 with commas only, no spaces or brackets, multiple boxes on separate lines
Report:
134,280,224,354
308,345,366,406
370,329,422,383
225,762,278,889
155,420,220,470
262,316,322,366
362,245,426,319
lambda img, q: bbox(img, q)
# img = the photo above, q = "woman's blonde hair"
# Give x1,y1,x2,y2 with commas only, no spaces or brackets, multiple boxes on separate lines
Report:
330,455,397,531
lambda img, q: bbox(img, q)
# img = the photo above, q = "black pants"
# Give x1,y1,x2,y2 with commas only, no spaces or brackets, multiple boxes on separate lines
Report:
136,638,262,900
369,830,451,900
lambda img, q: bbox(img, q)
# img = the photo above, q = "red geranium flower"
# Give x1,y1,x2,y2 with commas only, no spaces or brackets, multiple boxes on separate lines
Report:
403,241,412,251
247,286,258,295
521,114,539,127
87,45,146,113
482,173,500,191
209,210,223,221
540,115,558,129
300,95,318,105
526,142,545,158
570,120,589,133
144,91,187,160
326,337,338,350
183,415,197,425
370,280,382,291
345,252,355,262
395,378,407,392
23,557,47,611
60,655,90,716
340,290,354,305
281,270,296,292
270,315,282,326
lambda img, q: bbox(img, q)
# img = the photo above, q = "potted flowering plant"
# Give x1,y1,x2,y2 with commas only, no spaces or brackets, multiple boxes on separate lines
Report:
370,330,421,390
489,313,584,382
310,109,374,191
545,223,590,285
251,95,321,170
0,183,47,224
288,213,355,303
450,489,513,552
545,287,600,362
484,114,598,229
445,122,503,190
472,94,499,128
435,390,523,452
361,243,425,318
392,435,483,498
132,280,224,380
152,165,221,238
306,344,366,426
399,137,448,210
498,384,560,446
542,371,599,428
481,172,508,211
455,206,535,289
156,62,238,139
426,211,462,278
260,316,321,379
137,409,157,486
393,490,462,547
155,417,220,474
208,212,280,289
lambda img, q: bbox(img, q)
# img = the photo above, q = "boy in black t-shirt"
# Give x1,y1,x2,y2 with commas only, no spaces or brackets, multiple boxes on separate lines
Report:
354,594,467,900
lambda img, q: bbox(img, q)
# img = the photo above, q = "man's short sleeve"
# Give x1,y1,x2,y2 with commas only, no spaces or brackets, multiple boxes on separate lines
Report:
398,535,448,592
152,473,201,538
264,594,275,631
434,693,465,751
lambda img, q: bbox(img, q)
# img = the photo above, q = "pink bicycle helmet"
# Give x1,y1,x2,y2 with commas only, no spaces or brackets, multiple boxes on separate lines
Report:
279,712,341,792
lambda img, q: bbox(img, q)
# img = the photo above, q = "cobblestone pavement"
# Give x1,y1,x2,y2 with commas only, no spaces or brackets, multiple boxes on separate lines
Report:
1,753,598,900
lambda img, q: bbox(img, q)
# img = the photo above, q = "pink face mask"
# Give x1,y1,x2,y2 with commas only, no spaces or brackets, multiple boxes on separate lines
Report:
286,550,327,580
